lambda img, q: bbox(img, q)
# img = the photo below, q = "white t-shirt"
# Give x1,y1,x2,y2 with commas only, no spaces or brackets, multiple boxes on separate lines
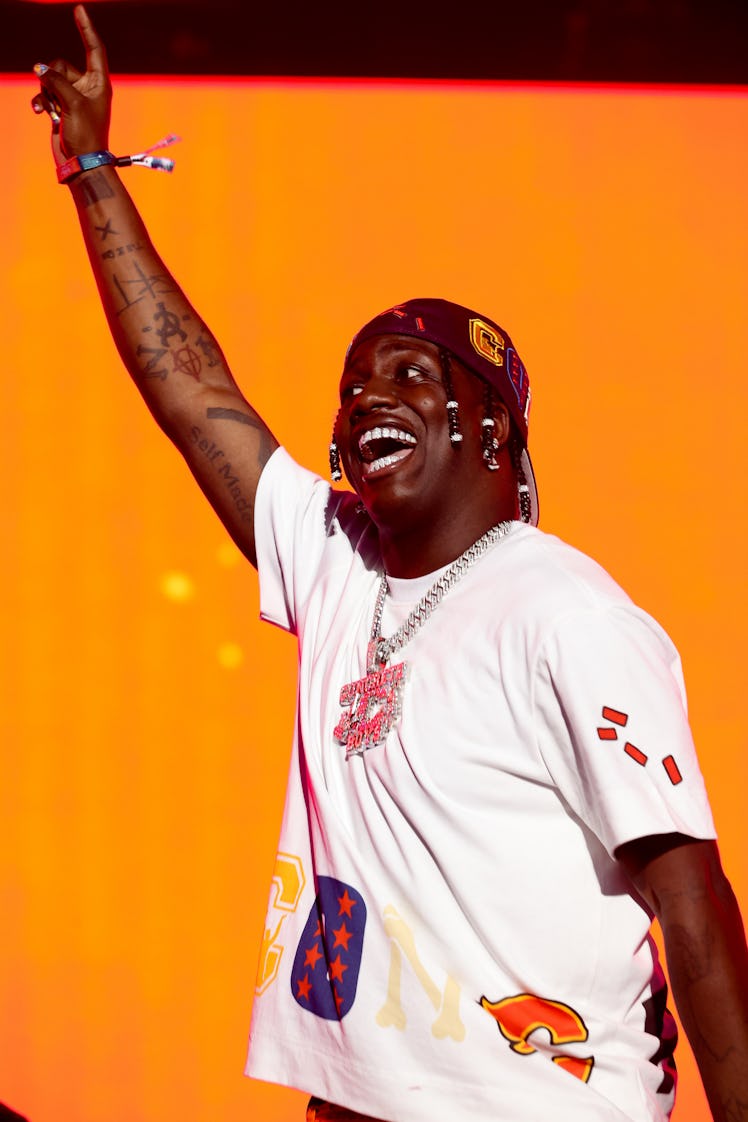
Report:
245,448,715,1122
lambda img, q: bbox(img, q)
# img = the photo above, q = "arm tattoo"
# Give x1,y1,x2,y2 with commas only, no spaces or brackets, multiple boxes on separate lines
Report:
101,241,143,261
189,415,277,526
95,219,118,240
136,343,169,380
194,331,221,368
207,407,259,426
112,261,175,316
74,169,115,208
189,426,253,525
206,407,276,467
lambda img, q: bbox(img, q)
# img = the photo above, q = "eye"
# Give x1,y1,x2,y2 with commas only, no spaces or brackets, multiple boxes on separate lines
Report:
340,382,363,402
398,363,427,382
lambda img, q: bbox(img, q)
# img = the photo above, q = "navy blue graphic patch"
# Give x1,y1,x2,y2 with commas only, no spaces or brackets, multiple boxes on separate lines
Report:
290,876,367,1020
506,346,530,418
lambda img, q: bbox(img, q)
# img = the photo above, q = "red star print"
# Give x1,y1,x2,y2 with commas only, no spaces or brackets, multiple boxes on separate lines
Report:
304,942,323,970
329,954,349,983
313,920,322,938
337,889,356,917
332,922,352,950
333,987,345,1014
296,974,312,1001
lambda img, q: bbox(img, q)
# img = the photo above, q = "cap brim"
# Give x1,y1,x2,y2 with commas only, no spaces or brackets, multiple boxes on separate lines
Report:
520,447,540,527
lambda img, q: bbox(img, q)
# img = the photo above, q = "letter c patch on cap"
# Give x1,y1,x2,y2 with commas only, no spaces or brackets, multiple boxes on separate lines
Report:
469,318,505,367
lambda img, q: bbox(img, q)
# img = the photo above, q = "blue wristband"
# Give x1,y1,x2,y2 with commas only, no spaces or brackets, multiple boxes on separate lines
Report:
57,150,117,184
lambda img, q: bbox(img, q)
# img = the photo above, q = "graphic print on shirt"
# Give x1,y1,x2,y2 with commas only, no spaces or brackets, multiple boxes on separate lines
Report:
255,852,306,995
597,705,683,785
376,905,466,1041
480,993,594,1082
290,877,367,1020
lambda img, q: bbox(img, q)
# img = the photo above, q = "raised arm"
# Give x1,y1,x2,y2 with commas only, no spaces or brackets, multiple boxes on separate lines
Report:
33,5,279,565
617,833,748,1121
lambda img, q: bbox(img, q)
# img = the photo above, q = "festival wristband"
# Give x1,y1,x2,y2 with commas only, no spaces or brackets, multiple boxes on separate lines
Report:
57,134,181,184
57,150,116,182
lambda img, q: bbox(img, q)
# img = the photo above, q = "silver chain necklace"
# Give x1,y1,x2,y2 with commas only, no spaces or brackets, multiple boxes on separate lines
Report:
333,520,514,759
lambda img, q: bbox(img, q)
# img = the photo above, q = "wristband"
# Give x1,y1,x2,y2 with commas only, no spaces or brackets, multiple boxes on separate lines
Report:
57,150,116,183
57,134,181,184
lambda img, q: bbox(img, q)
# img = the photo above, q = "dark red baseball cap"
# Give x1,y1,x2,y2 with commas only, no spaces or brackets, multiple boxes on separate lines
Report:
346,298,539,525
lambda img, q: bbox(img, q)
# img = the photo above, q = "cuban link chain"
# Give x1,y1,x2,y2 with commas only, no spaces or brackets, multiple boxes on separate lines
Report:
334,520,514,759
368,520,513,671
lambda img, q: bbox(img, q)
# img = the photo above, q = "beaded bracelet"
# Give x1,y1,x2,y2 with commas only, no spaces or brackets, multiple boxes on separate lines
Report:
57,134,180,184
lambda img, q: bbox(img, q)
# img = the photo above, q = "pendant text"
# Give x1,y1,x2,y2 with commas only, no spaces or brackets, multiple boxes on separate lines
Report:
334,662,407,759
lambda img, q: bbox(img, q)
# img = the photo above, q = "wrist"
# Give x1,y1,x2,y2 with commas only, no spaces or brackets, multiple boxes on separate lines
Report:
57,150,117,184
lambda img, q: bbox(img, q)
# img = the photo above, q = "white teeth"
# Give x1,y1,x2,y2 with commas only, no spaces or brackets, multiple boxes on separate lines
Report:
358,426,417,452
361,447,415,477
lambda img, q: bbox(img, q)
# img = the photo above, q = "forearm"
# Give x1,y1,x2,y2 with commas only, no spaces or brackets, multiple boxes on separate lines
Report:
65,160,278,564
662,877,748,1121
67,163,242,437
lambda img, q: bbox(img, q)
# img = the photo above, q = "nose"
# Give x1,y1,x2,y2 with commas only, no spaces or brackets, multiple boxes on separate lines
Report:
349,372,398,420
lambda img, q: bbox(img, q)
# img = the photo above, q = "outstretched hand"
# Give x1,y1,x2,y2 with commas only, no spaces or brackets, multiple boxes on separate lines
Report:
31,4,112,166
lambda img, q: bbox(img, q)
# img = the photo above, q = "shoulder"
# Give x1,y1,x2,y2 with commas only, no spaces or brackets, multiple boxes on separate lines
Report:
486,523,635,630
481,524,680,668
257,445,381,564
502,525,632,607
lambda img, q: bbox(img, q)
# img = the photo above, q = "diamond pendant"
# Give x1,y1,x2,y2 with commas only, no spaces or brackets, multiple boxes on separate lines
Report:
333,652,407,760
367,638,386,674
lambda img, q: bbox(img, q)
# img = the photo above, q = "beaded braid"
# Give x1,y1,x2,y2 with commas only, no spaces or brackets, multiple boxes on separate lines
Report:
481,380,533,520
329,409,342,481
510,435,532,523
481,384,501,470
439,350,463,445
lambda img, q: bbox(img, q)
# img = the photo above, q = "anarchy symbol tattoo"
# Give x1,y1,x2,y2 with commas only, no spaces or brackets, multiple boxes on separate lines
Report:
152,301,188,347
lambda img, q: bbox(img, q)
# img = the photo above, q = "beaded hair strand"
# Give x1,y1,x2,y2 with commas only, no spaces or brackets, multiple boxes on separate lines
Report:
439,350,463,445
481,384,501,470
510,435,532,523
329,410,342,482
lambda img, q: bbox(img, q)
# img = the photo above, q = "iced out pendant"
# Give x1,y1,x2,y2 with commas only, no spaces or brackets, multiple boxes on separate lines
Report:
333,642,407,760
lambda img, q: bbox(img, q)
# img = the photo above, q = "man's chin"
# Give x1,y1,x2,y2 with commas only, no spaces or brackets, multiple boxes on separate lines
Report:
351,482,419,532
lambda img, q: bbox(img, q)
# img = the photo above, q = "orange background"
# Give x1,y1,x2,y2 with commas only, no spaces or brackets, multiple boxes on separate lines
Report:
1,74,746,1122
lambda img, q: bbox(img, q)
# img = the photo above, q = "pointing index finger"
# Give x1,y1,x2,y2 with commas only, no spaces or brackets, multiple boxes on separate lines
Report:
74,4,109,76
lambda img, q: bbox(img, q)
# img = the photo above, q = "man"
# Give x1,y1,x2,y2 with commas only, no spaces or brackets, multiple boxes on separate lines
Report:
33,8,748,1121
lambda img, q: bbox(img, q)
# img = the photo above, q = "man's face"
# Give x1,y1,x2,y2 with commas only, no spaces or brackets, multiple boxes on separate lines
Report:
336,334,493,533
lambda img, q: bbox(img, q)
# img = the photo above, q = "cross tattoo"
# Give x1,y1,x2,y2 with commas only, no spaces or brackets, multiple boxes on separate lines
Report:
95,219,118,240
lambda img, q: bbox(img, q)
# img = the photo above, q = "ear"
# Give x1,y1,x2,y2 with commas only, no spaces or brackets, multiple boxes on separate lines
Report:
493,400,511,448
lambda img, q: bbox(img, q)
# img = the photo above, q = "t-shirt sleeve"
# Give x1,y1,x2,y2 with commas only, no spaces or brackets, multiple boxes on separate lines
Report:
254,446,335,635
533,603,716,856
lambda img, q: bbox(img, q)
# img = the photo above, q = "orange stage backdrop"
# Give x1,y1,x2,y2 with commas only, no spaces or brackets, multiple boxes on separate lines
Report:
1,74,746,1122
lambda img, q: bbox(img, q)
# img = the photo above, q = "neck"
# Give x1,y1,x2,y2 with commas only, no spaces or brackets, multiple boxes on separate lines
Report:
377,508,514,578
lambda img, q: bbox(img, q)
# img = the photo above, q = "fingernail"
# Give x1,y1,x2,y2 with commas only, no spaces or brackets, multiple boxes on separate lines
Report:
33,62,49,76
32,101,44,114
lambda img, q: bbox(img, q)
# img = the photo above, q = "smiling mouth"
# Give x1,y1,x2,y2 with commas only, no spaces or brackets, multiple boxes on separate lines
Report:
357,426,417,478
